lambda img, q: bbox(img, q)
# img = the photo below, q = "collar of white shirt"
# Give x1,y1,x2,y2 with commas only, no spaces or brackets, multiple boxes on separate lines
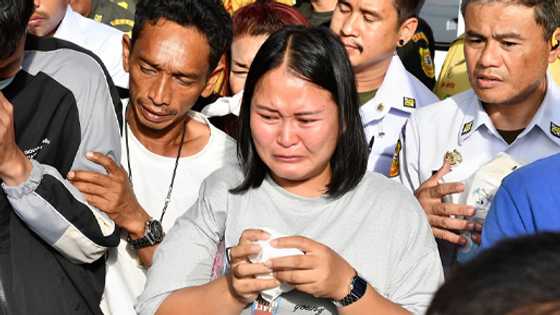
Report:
458,76,560,147
360,55,434,124
53,6,82,44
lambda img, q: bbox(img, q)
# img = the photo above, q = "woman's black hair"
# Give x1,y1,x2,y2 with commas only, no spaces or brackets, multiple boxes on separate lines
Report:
230,26,368,199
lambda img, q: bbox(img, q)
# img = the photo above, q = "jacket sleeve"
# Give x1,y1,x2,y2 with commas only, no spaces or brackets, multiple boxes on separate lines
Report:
2,56,122,264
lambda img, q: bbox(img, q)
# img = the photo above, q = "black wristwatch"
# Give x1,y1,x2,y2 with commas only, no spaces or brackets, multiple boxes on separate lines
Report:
332,273,368,308
127,219,165,250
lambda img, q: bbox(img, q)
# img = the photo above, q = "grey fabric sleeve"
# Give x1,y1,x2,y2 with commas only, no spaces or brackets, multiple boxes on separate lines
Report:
383,186,444,314
136,177,227,315
2,159,119,264
22,49,122,149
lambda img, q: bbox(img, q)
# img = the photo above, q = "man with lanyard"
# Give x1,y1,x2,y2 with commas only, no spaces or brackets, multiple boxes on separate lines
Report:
0,0,122,313
329,0,438,175
396,0,560,269
67,0,236,314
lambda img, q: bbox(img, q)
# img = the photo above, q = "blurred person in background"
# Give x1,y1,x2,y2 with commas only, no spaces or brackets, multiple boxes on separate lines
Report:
202,0,308,138
29,0,128,90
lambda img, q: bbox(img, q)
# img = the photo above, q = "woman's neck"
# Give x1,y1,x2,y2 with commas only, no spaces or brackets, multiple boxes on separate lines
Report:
271,165,332,198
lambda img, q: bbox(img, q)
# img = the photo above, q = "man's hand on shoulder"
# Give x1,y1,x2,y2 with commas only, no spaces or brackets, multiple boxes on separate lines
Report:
68,151,150,237
414,160,476,245
0,92,32,186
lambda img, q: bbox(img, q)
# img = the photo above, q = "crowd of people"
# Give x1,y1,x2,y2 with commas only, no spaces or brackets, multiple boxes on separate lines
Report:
0,0,559,314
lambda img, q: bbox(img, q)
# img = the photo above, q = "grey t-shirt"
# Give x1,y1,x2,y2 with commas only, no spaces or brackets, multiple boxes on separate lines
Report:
137,166,443,315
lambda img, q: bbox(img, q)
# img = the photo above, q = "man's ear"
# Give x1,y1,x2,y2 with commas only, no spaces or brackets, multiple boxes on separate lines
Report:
397,17,419,47
201,54,227,98
548,28,560,64
122,34,131,73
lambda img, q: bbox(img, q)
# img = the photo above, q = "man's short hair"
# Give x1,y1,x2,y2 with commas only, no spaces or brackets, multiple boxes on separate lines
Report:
0,0,34,59
231,26,368,199
427,233,560,315
232,1,309,38
393,0,425,24
131,0,232,73
461,0,560,39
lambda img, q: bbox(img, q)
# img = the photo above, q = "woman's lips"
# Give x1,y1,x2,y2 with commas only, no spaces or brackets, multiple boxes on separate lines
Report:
273,155,304,163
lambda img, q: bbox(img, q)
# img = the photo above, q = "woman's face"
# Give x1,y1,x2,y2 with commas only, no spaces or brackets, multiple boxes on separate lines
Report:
250,65,340,196
229,34,269,95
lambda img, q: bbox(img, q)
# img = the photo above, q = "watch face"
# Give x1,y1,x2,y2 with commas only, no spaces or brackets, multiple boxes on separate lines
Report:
148,220,165,242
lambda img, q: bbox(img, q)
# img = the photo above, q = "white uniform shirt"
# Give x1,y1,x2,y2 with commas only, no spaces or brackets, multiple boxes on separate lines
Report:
361,55,439,174
100,111,237,315
397,76,560,194
54,6,129,89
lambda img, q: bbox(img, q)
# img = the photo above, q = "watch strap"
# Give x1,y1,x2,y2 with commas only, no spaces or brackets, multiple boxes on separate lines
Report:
127,219,164,249
332,273,368,308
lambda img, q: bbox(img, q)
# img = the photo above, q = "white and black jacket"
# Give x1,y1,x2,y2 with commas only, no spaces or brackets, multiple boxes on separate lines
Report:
0,35,122,315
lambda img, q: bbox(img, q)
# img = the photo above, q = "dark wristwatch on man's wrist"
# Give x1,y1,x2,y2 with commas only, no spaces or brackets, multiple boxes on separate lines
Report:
332,272,368,308
127,219,165,250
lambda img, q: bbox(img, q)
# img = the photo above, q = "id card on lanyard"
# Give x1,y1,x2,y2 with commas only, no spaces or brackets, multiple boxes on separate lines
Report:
252,296,280,315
